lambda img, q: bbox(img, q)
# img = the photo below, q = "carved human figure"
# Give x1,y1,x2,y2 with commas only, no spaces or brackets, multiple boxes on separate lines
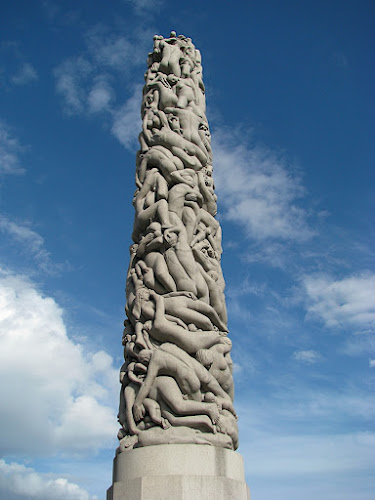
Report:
152,127,209,169
119,361,171,438
158,31,185,77
163,215,209,301
132,168,171,242
136,225,177,294
196,337,234,400
203,392,238,449
163,107,211,159
136,146,184,188
168,170,202,242
142,292,226,354
133,343,234,422
132,286,227,334
198,167,217,216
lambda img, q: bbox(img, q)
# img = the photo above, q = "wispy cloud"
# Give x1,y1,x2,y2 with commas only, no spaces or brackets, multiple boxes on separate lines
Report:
292,349,321,364
0,215,67,274
84,25,144,70
212,128,313,243
54,26,147,150
0,216,47,257
54,57,94,115
369,359,375,368
87,75,114,113
0,41,38,89
11,62,38,85
0,459,96,500
0,121,26,175
303,272,375,332
340,334,375,357
111,84,142,150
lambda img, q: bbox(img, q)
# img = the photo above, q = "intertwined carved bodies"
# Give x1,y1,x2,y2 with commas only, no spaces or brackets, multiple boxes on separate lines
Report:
117,31,238,453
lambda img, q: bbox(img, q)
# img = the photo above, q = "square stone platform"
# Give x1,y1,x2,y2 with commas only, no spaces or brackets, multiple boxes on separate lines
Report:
107,444,250,500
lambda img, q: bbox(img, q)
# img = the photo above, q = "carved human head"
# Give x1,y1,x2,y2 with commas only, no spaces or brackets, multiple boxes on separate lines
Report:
203,392,216,403
198,122,210,138
144,92,155,108
167,74,179,85
196,349,214,368
143,320,153,332
167,114,180,133
129,243,138,255
137,349,152,364
148,222,162,236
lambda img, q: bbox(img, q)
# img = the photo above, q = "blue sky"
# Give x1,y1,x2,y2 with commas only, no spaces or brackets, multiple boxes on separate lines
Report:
0,1,374,499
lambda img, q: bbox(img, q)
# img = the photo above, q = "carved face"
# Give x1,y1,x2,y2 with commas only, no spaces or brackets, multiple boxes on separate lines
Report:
180,168,196,183
203,165,214,188
148,222,162,237
167,75,179,85
144,93,154,108
168,114,180,133
129,243,138,255
138,350,152,364
143,320,152,332
196,349,214,368
138,288,150,301
198,122,210,139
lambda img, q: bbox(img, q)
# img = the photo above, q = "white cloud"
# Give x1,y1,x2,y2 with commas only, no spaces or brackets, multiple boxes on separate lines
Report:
0,270,118,456
11,63,38,85
54,27,146,116
283,391,375,421
340,334,375,357
87,76,113,113
84,28,140,70
369,359,375,368
303,272,375,331
292,349,321,364
0,121,25,175
0,215,69,274
212,129,313,242
0,214,48,258
111,85,142,150
54,57,93,115
0,459,96,500
53,28,147,150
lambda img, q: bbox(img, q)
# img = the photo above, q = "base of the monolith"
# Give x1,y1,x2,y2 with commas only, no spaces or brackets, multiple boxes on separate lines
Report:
107,444,250,500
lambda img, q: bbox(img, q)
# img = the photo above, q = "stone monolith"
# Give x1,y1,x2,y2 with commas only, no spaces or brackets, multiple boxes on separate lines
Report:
107,31,250,500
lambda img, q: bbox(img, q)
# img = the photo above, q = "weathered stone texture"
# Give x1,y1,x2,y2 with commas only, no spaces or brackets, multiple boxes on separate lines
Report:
116,31,238,453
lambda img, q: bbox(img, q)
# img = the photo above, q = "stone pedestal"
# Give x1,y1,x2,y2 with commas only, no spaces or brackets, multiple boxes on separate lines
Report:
107,444,250,500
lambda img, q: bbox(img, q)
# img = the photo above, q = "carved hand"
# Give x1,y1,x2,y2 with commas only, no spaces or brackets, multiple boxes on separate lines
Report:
133,403,146,422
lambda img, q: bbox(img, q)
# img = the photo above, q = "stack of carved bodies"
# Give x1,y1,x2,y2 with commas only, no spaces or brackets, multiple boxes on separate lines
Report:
117,32,238,454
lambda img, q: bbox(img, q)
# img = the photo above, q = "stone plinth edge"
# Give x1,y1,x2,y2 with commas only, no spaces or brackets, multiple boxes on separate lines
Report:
107,444,250,500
